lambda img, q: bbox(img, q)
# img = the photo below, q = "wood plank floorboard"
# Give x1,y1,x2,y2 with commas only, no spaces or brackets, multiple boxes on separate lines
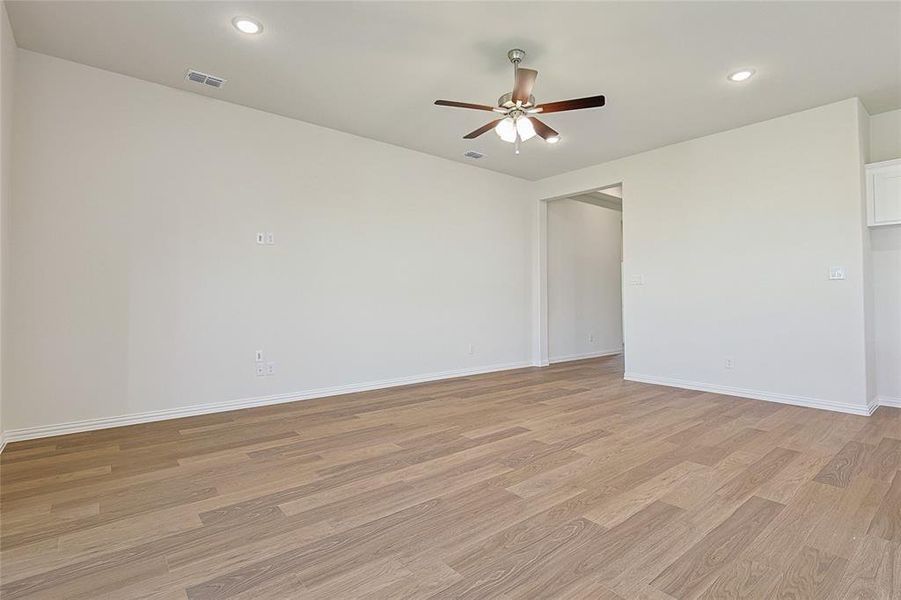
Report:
1,356,899,599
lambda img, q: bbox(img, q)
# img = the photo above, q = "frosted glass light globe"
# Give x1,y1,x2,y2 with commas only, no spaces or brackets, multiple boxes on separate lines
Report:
516,117,536,141
495,117,517,143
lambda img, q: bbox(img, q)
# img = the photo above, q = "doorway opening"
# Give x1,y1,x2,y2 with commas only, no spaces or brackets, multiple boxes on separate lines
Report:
536,183,625,370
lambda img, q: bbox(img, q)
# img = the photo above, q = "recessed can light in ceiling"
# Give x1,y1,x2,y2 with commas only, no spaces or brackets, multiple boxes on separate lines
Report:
232,17,262,34
727,69,755,82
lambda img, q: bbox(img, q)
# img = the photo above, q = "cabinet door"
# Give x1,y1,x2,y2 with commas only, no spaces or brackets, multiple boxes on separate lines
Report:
868,162,901,226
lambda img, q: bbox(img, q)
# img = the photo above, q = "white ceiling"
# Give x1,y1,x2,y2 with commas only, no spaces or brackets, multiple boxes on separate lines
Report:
7,1,901,180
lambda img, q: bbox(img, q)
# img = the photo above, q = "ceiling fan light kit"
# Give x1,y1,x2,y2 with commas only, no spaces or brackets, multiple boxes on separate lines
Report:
434,48,606,154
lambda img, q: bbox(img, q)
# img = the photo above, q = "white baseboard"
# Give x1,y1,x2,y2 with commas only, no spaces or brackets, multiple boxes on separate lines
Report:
549,349,622,364
879,395,901,408
624,372,876,416
5,362,887,449
1,360,534,445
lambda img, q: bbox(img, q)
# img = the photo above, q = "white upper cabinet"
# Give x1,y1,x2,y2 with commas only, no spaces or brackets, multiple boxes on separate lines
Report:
867,159,901,227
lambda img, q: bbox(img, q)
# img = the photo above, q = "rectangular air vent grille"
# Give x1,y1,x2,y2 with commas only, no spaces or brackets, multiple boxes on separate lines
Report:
463,151,485,160
185,69,227,89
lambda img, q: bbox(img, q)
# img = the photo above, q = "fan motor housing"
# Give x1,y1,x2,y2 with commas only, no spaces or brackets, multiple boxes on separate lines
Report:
498,92,536,109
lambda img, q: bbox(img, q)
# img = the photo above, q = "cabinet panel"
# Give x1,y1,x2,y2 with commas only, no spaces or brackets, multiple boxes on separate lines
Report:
874,172,901,223
867,159,901,227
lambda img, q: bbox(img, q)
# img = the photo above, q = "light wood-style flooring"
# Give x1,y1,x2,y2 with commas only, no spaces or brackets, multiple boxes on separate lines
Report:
1,356,900,599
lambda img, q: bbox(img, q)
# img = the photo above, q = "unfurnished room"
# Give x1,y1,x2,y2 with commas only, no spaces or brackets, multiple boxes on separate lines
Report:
0,1,900,598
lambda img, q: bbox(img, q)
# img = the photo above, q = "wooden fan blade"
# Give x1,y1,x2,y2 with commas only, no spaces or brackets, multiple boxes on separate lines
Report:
529,117,559,140
512,68,538,103
463,119,501,139
435,100,498,111
534,95,605,114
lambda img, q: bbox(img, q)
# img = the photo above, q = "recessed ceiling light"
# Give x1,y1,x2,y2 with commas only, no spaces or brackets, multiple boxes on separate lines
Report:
727,69,755,82
546,136,560,144
232,17,262,34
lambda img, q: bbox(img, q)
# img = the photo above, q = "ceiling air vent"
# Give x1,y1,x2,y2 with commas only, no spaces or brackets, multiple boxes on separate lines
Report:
185,69,227,89
463,151,485,160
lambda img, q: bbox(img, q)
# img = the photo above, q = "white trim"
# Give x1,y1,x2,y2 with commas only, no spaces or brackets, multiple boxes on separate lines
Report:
624,372,876,416
550,349,622,364
879,395,901,408
532,198,549,367
866,158,901,169
0,432,7,454
2,361,533,444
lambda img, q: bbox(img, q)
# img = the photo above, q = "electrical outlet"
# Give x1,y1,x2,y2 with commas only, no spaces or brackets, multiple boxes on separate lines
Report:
266,361,276,375
255,363,265,376
588,333,595,343
724,358,735,369
255,350,263,362
829,266,846,280
629,274,644,286
256,232,266,245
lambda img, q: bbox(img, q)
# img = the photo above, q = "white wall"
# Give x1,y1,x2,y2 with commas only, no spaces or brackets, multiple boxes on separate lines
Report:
868,108,901,405
870,109,901,164
3,48,891,434
6,50,534,433
0,2,16,442
547,199,622,362
534,99,872,413
858,100,876,408
871,228,901,404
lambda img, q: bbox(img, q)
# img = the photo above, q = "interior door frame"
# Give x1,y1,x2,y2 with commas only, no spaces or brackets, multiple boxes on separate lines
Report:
534,182,625,367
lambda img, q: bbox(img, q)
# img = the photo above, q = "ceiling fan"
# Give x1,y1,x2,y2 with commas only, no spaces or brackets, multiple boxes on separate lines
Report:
435,49,606,154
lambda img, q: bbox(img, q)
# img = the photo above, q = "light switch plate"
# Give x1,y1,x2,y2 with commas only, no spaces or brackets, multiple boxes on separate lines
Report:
256,232,265,245
630,274,644,286
829,266,846,280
